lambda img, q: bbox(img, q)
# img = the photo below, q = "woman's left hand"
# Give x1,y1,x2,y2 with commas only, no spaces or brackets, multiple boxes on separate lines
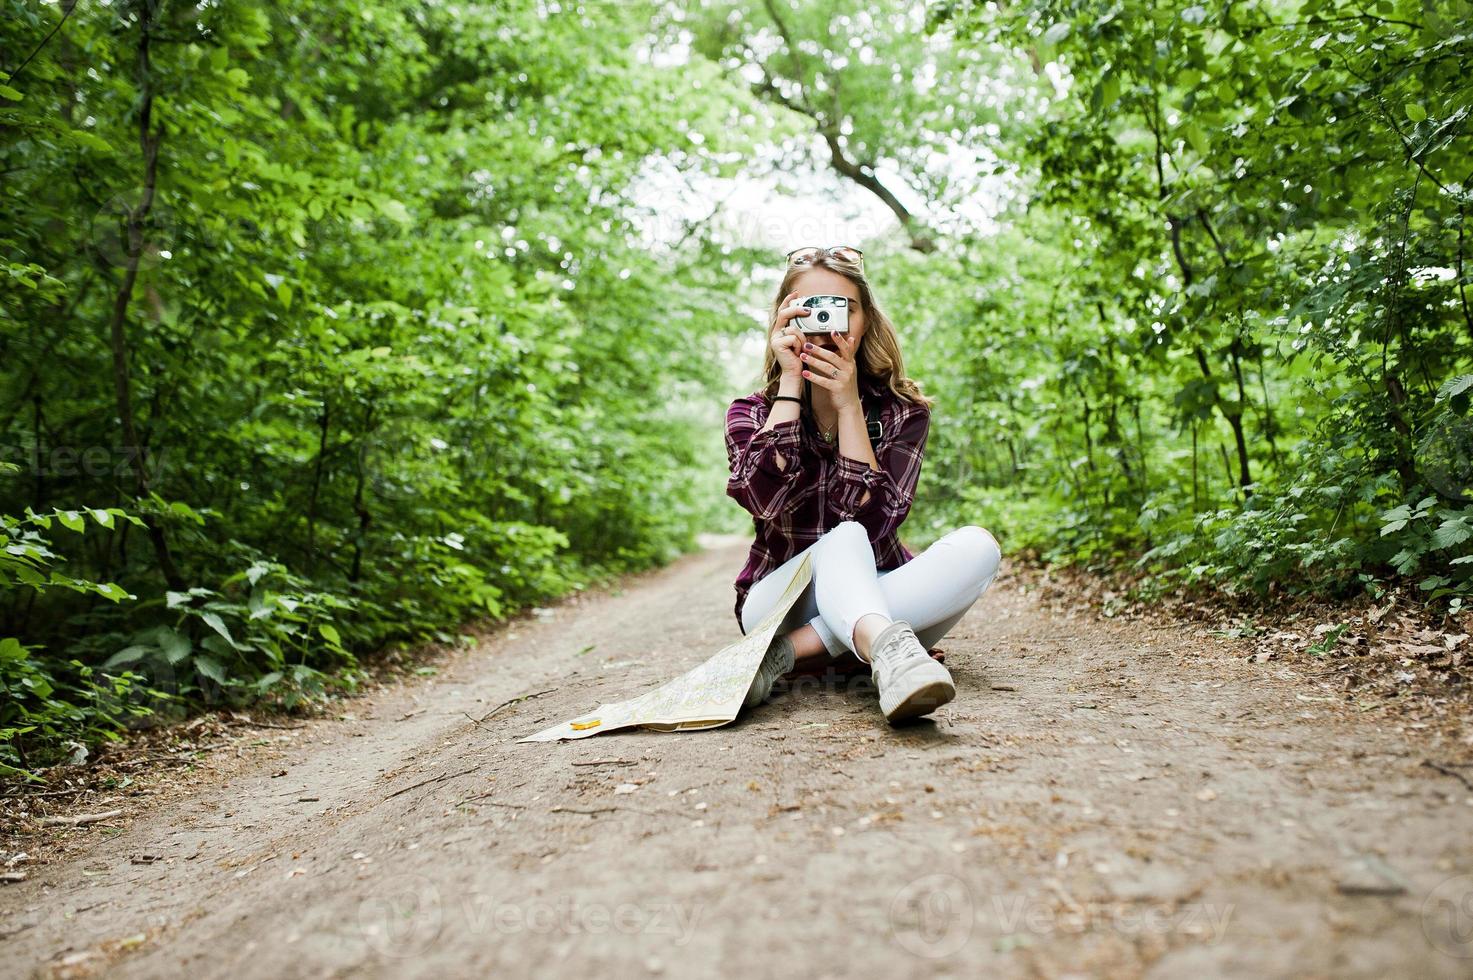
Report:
799,331,861,412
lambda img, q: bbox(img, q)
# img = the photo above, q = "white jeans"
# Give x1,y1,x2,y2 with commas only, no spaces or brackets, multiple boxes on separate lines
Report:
739,521,1002,658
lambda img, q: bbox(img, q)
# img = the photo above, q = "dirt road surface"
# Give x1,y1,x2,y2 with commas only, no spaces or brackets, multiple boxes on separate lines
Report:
2,536,1471,978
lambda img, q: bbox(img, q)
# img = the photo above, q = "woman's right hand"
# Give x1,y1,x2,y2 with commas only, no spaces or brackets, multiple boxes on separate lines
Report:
771,291,810,378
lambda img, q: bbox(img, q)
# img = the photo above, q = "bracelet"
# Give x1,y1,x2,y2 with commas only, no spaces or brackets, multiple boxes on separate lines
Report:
771,395,802,405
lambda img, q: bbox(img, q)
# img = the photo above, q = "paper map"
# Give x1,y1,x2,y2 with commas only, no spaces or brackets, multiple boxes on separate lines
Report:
519,552,813,741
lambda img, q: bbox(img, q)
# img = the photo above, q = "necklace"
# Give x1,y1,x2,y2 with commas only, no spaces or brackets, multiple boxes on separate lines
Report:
813,402,846,444
809,391,842,444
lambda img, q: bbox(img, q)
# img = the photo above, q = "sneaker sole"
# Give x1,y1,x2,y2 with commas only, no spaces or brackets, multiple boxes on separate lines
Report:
881,676,956,723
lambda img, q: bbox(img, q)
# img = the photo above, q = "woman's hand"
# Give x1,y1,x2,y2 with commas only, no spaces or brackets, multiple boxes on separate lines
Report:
770,292,812,379
798,328,861,412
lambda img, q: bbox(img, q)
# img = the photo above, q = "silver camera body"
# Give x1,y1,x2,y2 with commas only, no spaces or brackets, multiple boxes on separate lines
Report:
794,294,849,334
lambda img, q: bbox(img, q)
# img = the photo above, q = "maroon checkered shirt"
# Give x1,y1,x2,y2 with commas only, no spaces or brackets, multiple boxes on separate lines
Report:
726,375,931,630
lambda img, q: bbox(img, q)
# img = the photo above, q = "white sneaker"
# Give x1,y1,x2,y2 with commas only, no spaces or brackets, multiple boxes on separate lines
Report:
743,634,796,708
868,620,955,723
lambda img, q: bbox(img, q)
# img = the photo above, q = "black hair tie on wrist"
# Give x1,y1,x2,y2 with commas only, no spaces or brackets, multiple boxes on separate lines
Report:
771,395,802,405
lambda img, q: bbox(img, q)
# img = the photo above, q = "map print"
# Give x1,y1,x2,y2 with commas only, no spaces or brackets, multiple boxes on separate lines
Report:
519,552,814,741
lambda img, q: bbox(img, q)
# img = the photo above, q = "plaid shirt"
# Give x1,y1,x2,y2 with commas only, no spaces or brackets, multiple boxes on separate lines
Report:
726,374,931,629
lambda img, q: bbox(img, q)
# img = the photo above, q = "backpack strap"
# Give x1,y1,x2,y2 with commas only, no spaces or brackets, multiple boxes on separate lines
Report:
865,399,883,442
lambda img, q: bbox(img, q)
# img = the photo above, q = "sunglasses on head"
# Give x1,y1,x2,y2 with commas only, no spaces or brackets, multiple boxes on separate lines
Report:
785,244,864,268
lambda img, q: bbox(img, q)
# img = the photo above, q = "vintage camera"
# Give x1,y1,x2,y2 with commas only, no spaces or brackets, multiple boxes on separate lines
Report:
793,294,850,334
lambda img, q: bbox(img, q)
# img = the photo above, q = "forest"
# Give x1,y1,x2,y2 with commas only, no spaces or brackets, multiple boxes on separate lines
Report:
2,0,1470,779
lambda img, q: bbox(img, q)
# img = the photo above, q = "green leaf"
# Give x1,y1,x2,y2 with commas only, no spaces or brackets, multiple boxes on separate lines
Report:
94,582,133,602
0,84,22,101
1436,374,1473,402
57,510,85,533
1185,124,1210,156
1405,103,1427,123
194,654,228,685
319,623,342,647
1379,504,1410,535
103,645,152,669
21,674,53,698
70,130,114,154
168,501,206,525
155,627,192,664
1042,22,1072,46
199,612,237,648
379,199,412,224
200,635,234,657
1432,519,1471,550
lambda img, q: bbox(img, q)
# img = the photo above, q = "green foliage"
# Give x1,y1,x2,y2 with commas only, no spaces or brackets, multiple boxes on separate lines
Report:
0,0,762,777
896,0,1473,604
103,558,361,710
678,0,1471,606
0,637,148,782
4,0,1471,779
0,508,152,776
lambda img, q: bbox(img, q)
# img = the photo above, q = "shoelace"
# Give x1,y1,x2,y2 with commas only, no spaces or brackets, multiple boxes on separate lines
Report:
871,624,920,671
763,636,793,676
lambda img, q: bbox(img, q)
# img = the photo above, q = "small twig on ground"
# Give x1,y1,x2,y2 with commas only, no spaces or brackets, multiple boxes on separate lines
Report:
570,759,636,767
549,804,672,818
384,766,482,801
455,794,526,809
224,715,306,731
1,787,89,800
39,809,123,827
1422,759,1473,791
462,712,497,733
139,741,234,762
477,688,557,724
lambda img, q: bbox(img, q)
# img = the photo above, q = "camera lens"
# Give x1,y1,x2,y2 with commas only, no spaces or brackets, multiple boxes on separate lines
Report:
816,310,830,324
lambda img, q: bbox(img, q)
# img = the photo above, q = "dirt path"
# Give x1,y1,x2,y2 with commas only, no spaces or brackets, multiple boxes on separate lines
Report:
2,537,1470,979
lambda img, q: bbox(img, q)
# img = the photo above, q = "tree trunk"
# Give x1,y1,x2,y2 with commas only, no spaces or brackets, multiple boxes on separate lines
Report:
108,0,183,591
